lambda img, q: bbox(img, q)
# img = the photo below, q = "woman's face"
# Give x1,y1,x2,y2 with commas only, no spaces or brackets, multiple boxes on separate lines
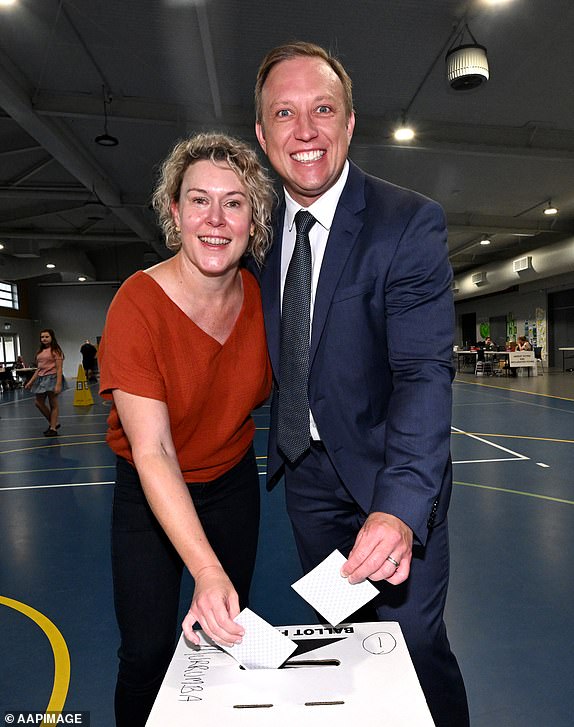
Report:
171,159,254,279
40,331,52,347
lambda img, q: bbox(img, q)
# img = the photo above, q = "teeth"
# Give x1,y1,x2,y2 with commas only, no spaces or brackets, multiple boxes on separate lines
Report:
198,236,230,246
291,150,325,162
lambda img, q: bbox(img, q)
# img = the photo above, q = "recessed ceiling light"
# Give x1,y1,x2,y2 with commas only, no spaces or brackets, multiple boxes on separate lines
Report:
46,263,56,269
78,276,87,282
0,243,4,250
480,236,491,245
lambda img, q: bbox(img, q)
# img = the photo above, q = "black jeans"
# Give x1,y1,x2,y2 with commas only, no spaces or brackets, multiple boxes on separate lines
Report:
111,447,260,727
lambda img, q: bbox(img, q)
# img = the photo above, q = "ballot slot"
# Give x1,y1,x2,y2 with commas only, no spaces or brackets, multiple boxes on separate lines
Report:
281,658,341,669
233,700,345,709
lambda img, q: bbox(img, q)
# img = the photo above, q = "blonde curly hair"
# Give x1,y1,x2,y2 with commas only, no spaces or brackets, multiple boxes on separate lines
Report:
152,132,274,266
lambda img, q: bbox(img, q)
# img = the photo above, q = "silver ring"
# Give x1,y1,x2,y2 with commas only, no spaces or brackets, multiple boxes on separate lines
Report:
386,555,400,568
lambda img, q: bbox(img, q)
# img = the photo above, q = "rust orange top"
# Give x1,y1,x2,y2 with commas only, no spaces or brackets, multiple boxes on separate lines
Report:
99,268,271,482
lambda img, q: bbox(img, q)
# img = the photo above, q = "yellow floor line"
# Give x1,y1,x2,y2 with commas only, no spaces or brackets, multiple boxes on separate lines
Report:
454,377,574,402
0,596,70,722
451,431,574,444
454,480,574,505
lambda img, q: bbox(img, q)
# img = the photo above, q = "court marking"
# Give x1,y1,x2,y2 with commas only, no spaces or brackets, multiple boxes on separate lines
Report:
451,425,529,464
0,595,70,721
454,480,574,505
0,481,114,492
454,377,574,403
451,431,574,445
0,465,115,476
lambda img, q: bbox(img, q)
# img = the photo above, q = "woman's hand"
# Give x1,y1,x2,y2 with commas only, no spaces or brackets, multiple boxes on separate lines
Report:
182,565,244,647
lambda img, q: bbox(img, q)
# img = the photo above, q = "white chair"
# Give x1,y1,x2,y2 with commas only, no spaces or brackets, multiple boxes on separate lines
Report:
475,360,493,376
534,347,545,375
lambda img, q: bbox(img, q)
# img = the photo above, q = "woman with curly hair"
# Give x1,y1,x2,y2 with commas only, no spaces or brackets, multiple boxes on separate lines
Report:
98,132,274,726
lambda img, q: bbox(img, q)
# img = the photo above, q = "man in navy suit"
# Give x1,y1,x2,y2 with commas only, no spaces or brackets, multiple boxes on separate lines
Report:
255,42,469,726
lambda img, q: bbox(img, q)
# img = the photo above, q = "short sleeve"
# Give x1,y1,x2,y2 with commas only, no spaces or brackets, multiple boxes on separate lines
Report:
98,274,167,402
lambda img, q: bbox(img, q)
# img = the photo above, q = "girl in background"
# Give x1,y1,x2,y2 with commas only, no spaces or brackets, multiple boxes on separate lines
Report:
25,329,64,436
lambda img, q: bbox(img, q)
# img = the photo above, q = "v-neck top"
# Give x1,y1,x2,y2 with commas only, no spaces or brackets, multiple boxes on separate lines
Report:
99,268,271,482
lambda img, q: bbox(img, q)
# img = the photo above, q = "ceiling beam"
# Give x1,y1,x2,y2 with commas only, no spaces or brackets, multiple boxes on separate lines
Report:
0,48,164,255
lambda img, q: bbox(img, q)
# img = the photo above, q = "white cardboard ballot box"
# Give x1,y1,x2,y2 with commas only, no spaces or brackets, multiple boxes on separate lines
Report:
146,622,435,726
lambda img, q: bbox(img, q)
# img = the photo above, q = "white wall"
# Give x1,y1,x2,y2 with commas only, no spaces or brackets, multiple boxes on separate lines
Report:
28,283,120,377
455,270,574,363
455,287,547,352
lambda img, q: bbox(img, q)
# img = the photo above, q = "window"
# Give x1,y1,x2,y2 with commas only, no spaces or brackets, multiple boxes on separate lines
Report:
1,334,19,365
0,280,19,310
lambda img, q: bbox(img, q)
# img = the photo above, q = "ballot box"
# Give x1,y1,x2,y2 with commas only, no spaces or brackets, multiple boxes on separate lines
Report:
146,622,434,726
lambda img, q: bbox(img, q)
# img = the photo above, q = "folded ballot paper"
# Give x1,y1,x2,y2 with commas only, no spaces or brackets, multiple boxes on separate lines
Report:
291,549,379,626
218,608,298,670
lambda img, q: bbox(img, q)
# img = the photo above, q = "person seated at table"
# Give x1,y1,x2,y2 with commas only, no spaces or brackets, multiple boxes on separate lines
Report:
476,335,496,351
475,335,495,362
516,335,532,351
0,364,15,390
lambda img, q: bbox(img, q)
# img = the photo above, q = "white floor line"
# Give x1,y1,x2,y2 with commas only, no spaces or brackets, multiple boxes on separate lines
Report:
0,481,114,492
451,425,529,460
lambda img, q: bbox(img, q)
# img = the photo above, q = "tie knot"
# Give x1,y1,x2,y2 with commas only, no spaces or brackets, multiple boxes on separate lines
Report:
295,210,316,237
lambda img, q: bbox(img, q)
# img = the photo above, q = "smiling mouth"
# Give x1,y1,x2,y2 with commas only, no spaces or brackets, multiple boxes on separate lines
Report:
291,150,325,163
198,236,231,246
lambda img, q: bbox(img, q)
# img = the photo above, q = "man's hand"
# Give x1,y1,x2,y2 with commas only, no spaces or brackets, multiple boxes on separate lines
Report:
341,512,413,585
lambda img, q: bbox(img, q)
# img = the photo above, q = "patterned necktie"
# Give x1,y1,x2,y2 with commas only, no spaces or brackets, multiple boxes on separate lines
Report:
277,210,316,463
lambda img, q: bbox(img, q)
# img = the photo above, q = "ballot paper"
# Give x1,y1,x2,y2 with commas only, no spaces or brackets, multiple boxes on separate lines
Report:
291,549,379,626
219,608,297,670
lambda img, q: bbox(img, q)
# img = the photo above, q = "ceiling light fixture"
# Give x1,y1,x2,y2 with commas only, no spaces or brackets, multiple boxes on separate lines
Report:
95,85,119,147
480,236,491,245
78,276,87,282
394,125,415,142
46,263,56,269
446,23,489,90
394,113,415,142
543,200,558,216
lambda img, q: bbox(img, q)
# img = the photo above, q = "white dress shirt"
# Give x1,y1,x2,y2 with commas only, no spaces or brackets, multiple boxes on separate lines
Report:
280,160,350,440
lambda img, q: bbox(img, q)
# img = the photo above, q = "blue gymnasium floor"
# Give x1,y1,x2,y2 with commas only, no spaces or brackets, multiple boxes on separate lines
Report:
1,372,573,727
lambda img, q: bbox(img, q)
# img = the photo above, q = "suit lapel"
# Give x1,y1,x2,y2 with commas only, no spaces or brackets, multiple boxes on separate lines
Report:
310,163,366,364
261,200,285,376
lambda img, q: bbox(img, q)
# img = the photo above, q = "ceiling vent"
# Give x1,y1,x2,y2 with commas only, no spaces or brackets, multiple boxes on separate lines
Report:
471,271,487,286
12,240,40,258
512,256,533,274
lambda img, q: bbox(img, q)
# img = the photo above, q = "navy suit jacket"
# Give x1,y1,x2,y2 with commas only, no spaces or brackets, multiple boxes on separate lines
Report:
260,161,455,546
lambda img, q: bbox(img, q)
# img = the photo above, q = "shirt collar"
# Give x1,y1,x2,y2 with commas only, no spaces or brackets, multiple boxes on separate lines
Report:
284,160,350,232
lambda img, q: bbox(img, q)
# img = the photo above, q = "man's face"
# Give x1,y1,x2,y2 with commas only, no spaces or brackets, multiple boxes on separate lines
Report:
256,56,355,206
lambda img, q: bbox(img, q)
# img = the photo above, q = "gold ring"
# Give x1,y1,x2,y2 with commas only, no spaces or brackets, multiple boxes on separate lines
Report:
386,555,399,568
